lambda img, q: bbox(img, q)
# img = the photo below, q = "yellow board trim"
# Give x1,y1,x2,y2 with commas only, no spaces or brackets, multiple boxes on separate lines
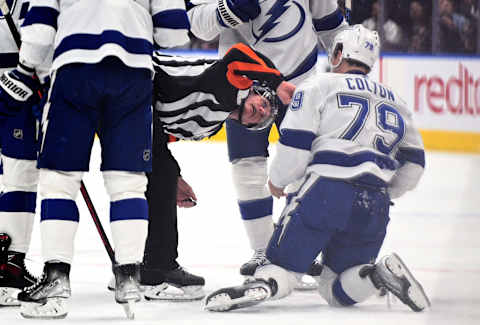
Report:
204,125,480,153
420,129,480,153
203,124,280,142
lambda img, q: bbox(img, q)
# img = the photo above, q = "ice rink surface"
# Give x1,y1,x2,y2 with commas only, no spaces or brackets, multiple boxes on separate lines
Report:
1,141,479,324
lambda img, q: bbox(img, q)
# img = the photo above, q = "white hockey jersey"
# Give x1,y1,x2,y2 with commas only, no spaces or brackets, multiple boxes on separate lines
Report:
188,0,348,85
269,72,425,198
19,0,190,72
0,0,28,73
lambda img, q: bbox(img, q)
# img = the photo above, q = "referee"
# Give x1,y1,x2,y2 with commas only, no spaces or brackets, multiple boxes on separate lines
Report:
140,43,295,301
141,109,204,301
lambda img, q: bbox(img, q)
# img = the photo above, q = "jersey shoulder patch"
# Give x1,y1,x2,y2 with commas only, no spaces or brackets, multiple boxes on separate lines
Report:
290,90,304,111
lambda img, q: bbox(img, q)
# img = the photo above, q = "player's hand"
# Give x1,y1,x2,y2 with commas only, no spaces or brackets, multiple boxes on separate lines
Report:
177,176,197,208
217,0,260,28
0,65,40,116
275,81,296,106
268,180,285,198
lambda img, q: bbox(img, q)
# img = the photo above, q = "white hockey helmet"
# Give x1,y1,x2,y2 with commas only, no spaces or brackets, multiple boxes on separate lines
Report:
328,24,380,72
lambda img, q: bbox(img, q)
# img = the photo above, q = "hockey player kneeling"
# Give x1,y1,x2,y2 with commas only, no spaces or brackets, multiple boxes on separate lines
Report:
204,25,431,313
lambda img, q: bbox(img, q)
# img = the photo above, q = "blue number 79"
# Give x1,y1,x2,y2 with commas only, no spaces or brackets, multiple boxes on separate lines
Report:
337,94,405,154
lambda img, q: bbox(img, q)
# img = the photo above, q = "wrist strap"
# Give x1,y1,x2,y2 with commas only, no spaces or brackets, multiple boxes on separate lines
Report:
17,61,35,77
217,0,242,28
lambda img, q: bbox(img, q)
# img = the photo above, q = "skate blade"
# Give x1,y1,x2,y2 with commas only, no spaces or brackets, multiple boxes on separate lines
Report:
386,253,431,311
20,298,68,319
144,284,205,301
204,287,269,312
0,287,21,306
294,276,319,291
121,300,135,320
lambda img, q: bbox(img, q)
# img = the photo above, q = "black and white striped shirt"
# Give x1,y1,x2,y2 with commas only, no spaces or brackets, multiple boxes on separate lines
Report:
152,52,248,140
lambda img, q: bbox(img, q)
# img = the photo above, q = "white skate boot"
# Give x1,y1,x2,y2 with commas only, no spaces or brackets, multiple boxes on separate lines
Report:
204,278,276,312
360,253,431,312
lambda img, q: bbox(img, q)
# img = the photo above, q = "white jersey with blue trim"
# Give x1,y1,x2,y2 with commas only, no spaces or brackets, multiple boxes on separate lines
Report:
19,0,190,72
0,0,29,73
188,0,348,85
269,72,425,194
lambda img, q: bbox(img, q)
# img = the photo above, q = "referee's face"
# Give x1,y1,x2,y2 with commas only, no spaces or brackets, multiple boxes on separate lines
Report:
241,93,272,126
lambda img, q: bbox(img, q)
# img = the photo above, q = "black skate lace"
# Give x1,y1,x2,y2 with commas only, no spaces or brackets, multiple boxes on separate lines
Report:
23,271,46,293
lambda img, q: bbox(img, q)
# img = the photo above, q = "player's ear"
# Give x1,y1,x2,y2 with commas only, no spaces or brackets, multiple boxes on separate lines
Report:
333,43,343,64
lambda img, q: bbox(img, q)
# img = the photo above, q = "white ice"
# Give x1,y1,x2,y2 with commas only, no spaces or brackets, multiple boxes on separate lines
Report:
1,141,479,324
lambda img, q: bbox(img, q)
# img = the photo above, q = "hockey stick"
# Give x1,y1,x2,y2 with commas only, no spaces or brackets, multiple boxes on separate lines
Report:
79,180,116,264
0,0,21,48
1,2,117,264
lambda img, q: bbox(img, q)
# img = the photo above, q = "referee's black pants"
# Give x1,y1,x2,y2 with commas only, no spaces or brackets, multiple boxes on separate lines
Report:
141,114,180,285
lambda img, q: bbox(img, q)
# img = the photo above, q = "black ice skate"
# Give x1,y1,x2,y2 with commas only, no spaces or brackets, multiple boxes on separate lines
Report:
204,278,276,312
114,263,141,320
143,266,205,301
0,233,38,306
18,261,71,319
360,253,431,312
108,265,206,301
240,248,270,276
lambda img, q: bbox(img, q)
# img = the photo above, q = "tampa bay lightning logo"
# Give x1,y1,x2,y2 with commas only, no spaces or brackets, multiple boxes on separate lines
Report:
252,0,306,44
0,0,17,19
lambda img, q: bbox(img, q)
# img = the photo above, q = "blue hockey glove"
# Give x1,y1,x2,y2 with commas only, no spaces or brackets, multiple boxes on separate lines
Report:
217,0,260,28
0,64,41,116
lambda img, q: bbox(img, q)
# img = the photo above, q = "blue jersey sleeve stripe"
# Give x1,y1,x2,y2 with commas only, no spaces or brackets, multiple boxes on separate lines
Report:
22,6,59,30
284,47,318,81
310,150,399,171
0,53,19,68
313,8,344,32
153,9,191,30
279,129,316,151
53,30,153,60
395,147,425,167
